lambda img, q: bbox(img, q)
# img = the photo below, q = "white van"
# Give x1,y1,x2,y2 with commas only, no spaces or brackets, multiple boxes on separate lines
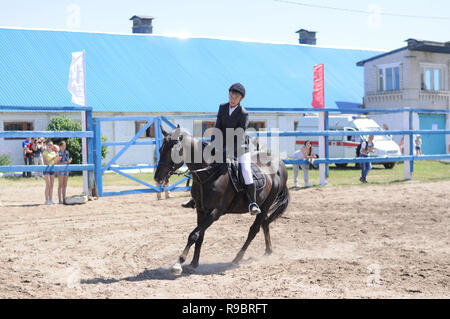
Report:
295,115,402,169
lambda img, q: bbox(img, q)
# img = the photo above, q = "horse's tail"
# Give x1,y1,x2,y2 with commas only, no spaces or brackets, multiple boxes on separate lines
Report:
266,184,289,224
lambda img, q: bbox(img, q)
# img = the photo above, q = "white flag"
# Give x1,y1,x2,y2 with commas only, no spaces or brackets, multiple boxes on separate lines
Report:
68,51,86,106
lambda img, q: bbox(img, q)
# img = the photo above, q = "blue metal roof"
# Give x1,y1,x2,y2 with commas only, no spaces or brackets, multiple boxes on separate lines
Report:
0,28,383,113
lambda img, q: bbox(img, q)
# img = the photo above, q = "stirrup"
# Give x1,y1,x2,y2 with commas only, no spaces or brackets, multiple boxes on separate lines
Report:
248,202,261,215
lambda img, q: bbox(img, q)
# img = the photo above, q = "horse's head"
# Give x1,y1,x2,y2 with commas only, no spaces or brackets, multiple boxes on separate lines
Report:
154,125,186,185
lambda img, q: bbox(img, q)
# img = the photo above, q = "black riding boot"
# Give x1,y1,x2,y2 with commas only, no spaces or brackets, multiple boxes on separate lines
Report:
181,198,196,209
245,183,261,215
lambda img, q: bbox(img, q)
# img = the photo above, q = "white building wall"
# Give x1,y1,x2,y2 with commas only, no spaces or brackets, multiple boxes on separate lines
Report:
2,111,301,166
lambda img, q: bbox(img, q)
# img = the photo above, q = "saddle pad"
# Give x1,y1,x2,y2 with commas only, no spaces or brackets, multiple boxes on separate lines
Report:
227,161,266,193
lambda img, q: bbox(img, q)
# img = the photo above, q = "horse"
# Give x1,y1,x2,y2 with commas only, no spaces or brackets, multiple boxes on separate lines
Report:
154,125,290,275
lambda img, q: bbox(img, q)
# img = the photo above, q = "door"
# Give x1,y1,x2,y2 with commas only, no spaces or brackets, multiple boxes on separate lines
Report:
418,114,446,155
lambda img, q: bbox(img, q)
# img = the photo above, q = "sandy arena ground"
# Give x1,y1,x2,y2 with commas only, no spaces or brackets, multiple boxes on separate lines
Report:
0,180,448,299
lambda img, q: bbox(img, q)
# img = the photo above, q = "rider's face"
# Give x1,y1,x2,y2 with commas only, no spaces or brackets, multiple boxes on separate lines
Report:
229,91,243,107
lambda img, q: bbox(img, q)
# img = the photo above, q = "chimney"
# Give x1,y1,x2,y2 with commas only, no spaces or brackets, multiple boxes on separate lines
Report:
130,15,154,34
296,29,317,45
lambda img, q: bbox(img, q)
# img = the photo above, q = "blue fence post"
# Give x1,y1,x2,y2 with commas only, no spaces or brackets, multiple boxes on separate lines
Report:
324,111,329,178
154,117,163,193
86,109,95,195
409,110,414,174
94,118,103,197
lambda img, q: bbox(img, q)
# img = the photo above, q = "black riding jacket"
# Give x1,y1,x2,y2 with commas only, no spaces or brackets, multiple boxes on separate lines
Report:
211,102,250,159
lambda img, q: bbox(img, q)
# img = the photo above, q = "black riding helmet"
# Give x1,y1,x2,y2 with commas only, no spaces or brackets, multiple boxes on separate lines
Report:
229,83,245,98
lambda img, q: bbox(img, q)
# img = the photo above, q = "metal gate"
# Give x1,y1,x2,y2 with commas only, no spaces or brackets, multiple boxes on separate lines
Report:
93,116,191,197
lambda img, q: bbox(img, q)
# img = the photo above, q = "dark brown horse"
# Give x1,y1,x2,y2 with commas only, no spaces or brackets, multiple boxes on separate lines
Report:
154,126,289,275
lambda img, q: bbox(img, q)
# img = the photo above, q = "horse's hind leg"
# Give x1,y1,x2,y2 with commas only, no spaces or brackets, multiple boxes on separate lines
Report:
262,220,272,256
232,212,266,265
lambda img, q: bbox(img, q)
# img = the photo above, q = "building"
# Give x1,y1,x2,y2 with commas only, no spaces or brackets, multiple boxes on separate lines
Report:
357,39,450,154
0,22,381,166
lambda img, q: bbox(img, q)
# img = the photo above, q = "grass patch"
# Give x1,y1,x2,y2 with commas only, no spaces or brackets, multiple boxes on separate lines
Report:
287,160,450,187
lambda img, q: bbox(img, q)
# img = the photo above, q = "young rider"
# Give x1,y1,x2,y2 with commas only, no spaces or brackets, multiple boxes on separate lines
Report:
182,83,261,215
213,83,260,215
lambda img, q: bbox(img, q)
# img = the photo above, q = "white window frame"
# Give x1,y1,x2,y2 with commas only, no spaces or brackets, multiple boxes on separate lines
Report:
420,63,445,92
377,63,401,92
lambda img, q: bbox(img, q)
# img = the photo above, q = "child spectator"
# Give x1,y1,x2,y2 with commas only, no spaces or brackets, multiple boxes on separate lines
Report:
57,141,72,204
415,135,423,155
42,140,61,205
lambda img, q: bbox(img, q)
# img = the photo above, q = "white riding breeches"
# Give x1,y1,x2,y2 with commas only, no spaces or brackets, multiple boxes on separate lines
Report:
238,152,253,185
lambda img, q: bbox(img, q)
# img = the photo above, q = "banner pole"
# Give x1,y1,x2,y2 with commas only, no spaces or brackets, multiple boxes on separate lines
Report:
81,50,89,196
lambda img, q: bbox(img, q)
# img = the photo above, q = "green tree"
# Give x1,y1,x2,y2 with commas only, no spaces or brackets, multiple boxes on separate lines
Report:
47,116,107,173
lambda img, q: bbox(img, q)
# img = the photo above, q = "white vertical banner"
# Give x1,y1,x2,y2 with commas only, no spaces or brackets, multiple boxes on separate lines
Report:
68,51,86,106
68,50,89,196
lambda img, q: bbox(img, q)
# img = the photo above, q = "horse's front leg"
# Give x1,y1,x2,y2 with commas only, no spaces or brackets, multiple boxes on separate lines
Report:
188,210,208,269
171,208,220,275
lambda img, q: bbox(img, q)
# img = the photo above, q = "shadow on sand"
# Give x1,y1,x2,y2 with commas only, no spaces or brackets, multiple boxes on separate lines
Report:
2,204,42,208
81,262,234,285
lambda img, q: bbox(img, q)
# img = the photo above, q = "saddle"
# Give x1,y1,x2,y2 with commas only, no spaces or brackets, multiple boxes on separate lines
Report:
226,157,266,193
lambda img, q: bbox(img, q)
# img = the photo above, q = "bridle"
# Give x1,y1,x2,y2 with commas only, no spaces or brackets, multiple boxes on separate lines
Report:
156,135,218,184
157,160,177,179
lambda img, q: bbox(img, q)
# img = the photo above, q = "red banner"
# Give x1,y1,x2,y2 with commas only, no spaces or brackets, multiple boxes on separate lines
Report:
312,64,324,109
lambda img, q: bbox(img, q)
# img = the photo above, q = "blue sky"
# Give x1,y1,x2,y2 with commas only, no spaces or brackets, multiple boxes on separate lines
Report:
0,0,449,51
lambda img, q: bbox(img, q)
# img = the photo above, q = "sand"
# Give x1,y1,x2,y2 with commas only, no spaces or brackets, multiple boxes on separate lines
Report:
0,180,448,298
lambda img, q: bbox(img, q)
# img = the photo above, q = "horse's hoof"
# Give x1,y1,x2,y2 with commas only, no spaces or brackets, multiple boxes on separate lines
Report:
170,263,183,276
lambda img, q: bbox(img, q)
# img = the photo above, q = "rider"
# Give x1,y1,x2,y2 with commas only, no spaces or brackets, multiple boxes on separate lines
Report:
182,83,261,215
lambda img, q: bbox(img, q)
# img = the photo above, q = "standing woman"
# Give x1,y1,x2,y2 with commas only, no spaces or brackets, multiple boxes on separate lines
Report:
42,140,61,205
57,141,72,204
300,140,314,187
213,83,261,215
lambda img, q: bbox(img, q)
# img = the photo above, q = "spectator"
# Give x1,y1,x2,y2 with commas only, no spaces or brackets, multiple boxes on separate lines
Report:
156,180,171,200
292,140,315,188
359,135,375,183
22,137,33,177
57,141,72,204
399,137,405,155
42,140,61,205
415,135,423,155
31,138,45,179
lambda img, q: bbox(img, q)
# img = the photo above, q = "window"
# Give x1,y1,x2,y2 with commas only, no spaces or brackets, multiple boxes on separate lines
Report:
377,65,400,91
135,121,155,138
201,121,215,138
421,67,442,91
3,121,34,140
293,120,299,132
248,121,266,131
